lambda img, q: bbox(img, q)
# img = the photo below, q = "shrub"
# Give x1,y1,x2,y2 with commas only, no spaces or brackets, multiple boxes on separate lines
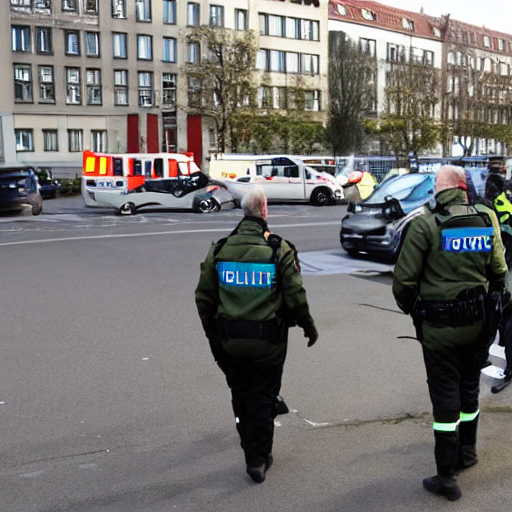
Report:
57,177,81,196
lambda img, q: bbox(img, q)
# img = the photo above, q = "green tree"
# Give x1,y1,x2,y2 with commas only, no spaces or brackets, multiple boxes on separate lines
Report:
326,31,375,155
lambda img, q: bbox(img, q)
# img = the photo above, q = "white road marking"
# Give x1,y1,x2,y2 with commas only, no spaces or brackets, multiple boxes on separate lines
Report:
0,221,340,247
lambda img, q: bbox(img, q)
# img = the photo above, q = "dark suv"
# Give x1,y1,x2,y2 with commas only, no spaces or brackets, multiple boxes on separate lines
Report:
0,166,43,215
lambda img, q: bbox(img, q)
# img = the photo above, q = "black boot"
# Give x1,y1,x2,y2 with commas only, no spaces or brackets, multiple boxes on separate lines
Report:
458,414,479,470
423,430,461,501
423,475,462,501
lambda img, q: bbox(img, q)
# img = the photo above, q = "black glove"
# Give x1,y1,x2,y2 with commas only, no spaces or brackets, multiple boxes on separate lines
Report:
304,324,318,347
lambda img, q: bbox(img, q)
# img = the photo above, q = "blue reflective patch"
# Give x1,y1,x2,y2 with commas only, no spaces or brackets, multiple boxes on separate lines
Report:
217,261,277,289
441,227,493,253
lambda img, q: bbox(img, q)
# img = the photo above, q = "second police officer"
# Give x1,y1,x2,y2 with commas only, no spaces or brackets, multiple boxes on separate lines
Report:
393,165,507,501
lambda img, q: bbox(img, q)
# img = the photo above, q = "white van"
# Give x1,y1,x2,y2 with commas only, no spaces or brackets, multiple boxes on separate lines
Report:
212,154,342,206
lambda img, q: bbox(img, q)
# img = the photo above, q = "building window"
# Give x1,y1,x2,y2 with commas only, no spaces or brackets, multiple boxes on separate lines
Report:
432,27,441,38
266,15,284,37
135,0,151,21
286,52,299,73
483,36,491,48
187,42,200,63
86,69,102,105
39,65,55,102
162,73,176,108
286,18,300,39
91,130,107,152
187,3,200,26
361,9,376,21
68,129,83,152
43,129,58,151
402,18,414,31
14,65,33,102
138,72,153,107
336,4,346,15
259,86,272,109
423,50,434,66
36,27,52,54
360,38,376,57
387,43,405,62
15,129,34,152
301,54,319,75
188,77,201,107
304,90,320,111
113,33,127,58
301,20,319,41
256,49,267,70
114,70,128,105
137,35,152,60
66,67,81,104
235,9,247,30
163,0,176,23
112,0,126,18
35,0,54,6
86,0,98,14
269,50,285,72
210,5,224,27
11,0,32,10
85,32,100,57
163,37,177,62
12,26,31,52
65,31,80,55
62,0,77,12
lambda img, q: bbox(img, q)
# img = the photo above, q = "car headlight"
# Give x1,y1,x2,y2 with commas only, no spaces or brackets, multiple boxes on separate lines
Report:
354,205,363,213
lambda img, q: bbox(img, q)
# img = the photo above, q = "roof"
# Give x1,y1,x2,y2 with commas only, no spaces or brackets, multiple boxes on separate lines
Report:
328,0,440,39
329,0,512,47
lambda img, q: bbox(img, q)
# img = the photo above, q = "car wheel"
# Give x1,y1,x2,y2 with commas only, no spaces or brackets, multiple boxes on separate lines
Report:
311,188,331,206
32,202,42,216
197,198,219,213
119,202,136,215
344,247,359,257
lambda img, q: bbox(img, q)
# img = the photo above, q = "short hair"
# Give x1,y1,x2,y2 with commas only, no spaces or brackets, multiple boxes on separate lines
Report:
435,165,467,193
242,186,267,219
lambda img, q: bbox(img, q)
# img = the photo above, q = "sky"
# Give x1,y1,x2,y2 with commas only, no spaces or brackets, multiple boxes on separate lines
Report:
381,0,512,35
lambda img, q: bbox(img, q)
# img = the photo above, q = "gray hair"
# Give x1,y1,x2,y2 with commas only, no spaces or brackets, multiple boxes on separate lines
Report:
241,186,267,219
435,165,466,193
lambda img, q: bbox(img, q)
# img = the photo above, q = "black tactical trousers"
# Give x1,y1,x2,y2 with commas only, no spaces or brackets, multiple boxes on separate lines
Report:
499,303,512,374
422,343,481,425
224,360,284,467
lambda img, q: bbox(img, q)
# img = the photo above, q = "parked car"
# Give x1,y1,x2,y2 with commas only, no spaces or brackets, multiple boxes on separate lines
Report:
340,172,436,259
36,169,61,199
0,166,43,215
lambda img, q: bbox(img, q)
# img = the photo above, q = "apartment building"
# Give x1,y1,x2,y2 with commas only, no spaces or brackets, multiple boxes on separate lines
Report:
3,0,328,175
328,0,512,156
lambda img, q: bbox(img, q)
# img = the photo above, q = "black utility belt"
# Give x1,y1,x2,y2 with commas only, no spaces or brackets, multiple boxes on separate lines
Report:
217,318,283,344
415,297,484,328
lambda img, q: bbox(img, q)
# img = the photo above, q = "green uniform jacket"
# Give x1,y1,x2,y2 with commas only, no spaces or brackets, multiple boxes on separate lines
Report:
393,188,507,351
195,216,314,364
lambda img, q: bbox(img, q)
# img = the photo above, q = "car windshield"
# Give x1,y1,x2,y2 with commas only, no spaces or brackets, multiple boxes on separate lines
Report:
364,173,435,213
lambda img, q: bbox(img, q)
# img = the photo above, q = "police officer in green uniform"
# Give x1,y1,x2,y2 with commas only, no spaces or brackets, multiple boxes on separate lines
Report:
393,165,507,501
195,186,318,483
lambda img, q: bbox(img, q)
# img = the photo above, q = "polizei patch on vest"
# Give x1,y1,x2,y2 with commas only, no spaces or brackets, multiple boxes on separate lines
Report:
441,227,493,253
217,262,277,288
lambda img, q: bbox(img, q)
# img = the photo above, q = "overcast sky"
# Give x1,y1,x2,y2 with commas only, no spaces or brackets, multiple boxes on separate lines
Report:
381,0,512,35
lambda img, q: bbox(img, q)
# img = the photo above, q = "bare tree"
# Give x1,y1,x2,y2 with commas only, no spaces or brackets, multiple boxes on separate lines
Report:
326,31,375,155
371,48,441,159
443,45,512,156
182,27,258,153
